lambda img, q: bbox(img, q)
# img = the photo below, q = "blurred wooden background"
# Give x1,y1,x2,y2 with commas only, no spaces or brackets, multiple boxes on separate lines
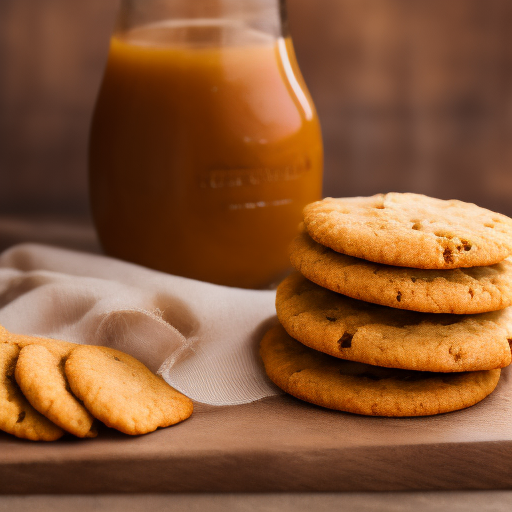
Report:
1,0,512,219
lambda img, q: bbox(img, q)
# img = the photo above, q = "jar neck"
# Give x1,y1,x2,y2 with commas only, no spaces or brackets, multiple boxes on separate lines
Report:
116,0,288,40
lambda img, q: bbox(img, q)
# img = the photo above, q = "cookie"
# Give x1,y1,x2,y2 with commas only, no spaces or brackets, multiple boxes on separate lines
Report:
15,344,97,438
0,343,64,441
65,345,193,435
290,230,512,314
303,193,512,269
276,273,512,372
11,332,75,355
260,324,501,416
0,326,76,358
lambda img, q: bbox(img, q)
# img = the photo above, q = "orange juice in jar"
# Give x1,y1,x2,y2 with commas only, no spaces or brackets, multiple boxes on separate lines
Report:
89,0,323,288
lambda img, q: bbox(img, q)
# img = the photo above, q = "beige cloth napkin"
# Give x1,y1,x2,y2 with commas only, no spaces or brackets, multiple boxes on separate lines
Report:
0,243,282,405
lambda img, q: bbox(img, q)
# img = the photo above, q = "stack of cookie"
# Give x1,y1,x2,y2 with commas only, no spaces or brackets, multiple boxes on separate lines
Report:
260,193,512,417
0,326,193,441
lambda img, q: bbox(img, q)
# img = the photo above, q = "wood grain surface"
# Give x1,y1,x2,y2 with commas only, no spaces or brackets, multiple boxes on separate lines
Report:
2,380,512,493
2,492,512,512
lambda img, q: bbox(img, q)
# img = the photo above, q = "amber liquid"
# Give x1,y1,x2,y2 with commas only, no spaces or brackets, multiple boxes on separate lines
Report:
89,21,323,288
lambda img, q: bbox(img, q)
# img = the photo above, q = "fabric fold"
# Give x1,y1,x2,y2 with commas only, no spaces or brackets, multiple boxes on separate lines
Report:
0,243,282,405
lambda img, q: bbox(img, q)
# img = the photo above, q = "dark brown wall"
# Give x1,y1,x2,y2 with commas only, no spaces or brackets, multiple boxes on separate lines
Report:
0,0,118,216
289,0,512,215
2,0,512,217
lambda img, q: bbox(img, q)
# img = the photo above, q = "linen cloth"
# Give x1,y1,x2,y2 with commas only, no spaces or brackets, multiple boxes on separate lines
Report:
0,243,282,405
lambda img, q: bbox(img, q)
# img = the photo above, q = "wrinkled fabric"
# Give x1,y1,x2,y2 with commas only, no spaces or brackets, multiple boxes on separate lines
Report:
0,243,282,405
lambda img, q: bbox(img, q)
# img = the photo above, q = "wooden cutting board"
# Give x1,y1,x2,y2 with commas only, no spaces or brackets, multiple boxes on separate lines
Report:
2,366,512,494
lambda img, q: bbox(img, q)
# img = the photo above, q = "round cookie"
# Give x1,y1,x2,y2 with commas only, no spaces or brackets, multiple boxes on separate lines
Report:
0,343,64,441
260,324,501,417
303,193,512,269
65,345,193,435
15,344,97,438
276,273,512,372
290,230,512,314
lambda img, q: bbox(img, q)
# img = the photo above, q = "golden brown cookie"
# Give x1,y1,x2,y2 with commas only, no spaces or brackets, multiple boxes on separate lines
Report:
0,325,76,357
0,343,64,441
303,193,512,269
290,230,512,314
65,345,193,435
260,324,501,417
276,273,512,372
0,324,8,339
9,332,76,358
15,344,97,438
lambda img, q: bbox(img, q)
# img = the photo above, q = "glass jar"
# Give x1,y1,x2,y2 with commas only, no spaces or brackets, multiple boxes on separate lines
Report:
89,0,323,288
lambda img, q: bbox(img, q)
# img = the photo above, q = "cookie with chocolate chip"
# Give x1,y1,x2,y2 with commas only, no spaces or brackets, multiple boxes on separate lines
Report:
290,230,512,314
65,345,193,435
260,323,501,416
303,193,512,269
276,273,512,372
0,342,64,441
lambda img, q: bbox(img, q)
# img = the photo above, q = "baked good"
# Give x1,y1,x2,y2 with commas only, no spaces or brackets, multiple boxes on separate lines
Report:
276,272,512,372
290,230,512,314
260,323,502,417
65,345,193,435
15,344,97,438
303,193,512,269
0,343,64,441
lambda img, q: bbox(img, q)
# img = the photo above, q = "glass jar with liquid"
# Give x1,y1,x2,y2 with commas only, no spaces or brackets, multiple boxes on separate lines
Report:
89,0,323,288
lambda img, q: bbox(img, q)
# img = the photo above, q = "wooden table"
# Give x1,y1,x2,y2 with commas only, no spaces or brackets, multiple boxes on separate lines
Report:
1,215,512,510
